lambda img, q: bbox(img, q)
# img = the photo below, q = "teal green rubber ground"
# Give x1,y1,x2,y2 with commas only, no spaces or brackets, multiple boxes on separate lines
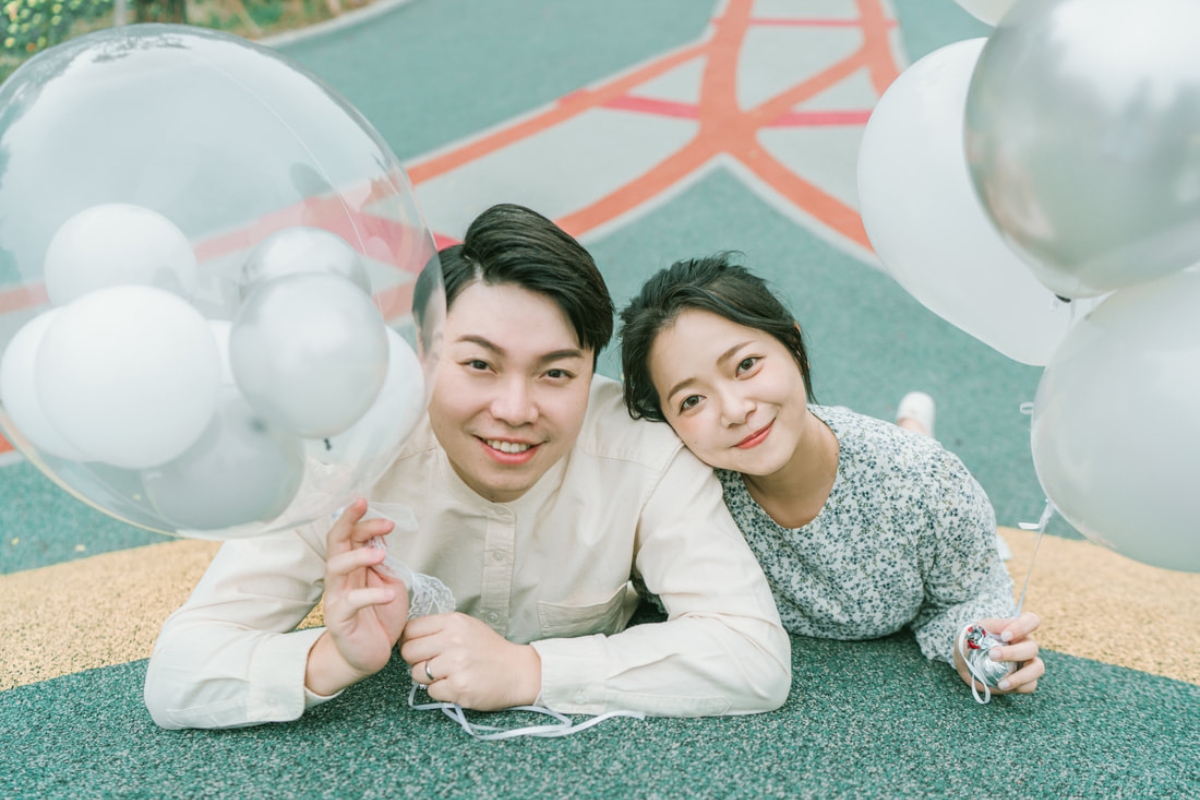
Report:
2,3,1196,797
2,618,1197,798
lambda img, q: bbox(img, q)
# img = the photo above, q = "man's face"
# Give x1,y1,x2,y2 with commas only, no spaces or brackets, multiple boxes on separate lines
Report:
428,281,594,503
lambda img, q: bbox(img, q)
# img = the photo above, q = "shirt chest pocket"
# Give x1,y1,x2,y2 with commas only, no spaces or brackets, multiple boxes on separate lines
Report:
536,582,640,639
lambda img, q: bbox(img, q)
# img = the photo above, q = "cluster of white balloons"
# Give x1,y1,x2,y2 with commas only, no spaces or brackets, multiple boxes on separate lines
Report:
858,0,1200,572
0,24,443,539
0,206,426,534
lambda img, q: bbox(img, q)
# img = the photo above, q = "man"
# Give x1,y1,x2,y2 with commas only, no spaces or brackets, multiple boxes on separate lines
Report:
144,204,790,728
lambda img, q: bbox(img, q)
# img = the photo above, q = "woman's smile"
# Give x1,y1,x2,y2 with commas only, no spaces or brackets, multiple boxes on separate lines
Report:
736,420,774,449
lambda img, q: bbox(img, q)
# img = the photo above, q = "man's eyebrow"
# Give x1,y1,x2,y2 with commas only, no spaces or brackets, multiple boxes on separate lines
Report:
665,341,751,400
536,349,585,366
454,337,585,365
455,335,504,355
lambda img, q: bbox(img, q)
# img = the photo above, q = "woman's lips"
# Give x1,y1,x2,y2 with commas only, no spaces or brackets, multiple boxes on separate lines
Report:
736,421,773,449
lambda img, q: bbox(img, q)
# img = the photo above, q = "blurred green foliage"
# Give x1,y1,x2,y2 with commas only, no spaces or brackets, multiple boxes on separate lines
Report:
0,0,354,82
3,0,111,56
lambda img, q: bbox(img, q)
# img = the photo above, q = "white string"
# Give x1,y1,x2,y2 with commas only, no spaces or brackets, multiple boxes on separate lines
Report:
1014,498,1055,617
960,497,1056,705
957,625,995,705
360,503,456,619
407,685,645,740
346,504,644,738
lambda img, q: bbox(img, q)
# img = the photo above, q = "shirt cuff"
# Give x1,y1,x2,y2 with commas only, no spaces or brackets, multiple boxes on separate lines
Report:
247,627,329,723
304,686,345,709
530,635,608,715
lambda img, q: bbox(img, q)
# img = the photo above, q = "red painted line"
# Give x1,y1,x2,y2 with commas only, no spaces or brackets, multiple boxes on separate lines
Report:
767,109,873,127
602,95,700,120
193,201,426,275
0,435,13,455
748,17,897,28
0,283,48,314
432,233,459,250
373,280,416,324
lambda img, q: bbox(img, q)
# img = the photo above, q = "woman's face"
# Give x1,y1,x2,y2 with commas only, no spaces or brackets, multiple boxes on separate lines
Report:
648,308,810,477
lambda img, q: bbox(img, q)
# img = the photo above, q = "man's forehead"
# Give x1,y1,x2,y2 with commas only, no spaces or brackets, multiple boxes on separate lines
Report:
446,282,584,349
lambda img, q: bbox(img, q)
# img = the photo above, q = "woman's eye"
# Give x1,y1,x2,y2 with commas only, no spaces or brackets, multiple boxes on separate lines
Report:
467,360,489,371
679,395,701,412
737,357,758,373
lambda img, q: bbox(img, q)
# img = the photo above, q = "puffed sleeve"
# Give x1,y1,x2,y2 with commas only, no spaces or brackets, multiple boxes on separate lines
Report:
909,450,1015,662
143,524,338,729
531,447,791,716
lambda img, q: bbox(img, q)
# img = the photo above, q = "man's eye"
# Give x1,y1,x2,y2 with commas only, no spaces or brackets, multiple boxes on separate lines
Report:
546,369,569,379
467,360,489,370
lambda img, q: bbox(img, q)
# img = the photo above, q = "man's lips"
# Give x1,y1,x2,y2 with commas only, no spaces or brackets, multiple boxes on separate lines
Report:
477,436,540,463
735,421,773,449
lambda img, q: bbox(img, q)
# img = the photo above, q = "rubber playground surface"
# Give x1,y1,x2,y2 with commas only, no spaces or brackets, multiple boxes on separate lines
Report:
1,1,1198,797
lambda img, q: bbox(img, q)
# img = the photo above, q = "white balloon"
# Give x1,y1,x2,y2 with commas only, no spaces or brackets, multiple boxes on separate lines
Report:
36,286,221,469
230,272,388,439
143,388,306,532
953,0,1017,25
1031,267,1200,572
0,310,87,459
857,38,1101,366
240,226,372,300
43,203,198,306
208,320,236,386
309,327,425,465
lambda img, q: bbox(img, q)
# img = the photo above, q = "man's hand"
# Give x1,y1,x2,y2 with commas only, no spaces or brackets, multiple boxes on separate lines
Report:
400,612,541,710
305,498,409,697
954,611,1045,695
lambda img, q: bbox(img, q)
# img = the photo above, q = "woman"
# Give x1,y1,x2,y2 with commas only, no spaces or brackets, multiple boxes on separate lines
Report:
619,253,1044,698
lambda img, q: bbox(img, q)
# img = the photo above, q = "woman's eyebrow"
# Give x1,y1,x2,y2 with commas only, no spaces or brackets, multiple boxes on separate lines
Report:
665,340,753,400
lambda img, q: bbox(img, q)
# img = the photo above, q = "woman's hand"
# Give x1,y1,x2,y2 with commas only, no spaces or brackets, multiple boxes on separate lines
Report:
954,611,1045,695
400,612,541,710
305,498,409,697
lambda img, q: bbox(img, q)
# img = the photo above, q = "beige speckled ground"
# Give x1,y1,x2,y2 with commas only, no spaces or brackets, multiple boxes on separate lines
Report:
0,539,324,691
999,528,1200,685
1,528,1197,692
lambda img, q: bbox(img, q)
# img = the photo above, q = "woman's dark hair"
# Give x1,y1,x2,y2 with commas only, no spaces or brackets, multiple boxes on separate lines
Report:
415,203,613,363
619,252,814,422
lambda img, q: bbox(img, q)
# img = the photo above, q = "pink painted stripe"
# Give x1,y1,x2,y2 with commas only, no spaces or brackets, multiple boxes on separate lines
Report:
601,95,699,120
0,435,13,455
748,17,897,28
768,109,873,127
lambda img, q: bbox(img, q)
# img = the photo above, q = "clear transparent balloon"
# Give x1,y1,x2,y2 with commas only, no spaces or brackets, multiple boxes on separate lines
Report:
0,24,445,540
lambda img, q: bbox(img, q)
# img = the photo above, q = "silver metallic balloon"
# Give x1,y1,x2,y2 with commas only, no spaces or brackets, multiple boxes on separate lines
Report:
230,272,388,438
142,388,305,531
240,226,371,301
966,0,1200,298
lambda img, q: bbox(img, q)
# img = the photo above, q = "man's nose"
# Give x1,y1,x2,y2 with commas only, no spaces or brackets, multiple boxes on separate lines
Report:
490,376,538,426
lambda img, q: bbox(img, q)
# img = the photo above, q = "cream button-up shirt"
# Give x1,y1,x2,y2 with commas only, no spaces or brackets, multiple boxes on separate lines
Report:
145,376,790,728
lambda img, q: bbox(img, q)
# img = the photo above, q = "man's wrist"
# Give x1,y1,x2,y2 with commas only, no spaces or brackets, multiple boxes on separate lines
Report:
517,643,543,706
305,631,373,697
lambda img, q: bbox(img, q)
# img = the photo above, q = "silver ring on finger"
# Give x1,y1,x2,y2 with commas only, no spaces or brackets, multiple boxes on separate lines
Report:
424,661,436,683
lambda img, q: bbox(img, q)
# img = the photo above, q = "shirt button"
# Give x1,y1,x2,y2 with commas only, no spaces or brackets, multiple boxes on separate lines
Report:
486,611,500,624
492,550,505,562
